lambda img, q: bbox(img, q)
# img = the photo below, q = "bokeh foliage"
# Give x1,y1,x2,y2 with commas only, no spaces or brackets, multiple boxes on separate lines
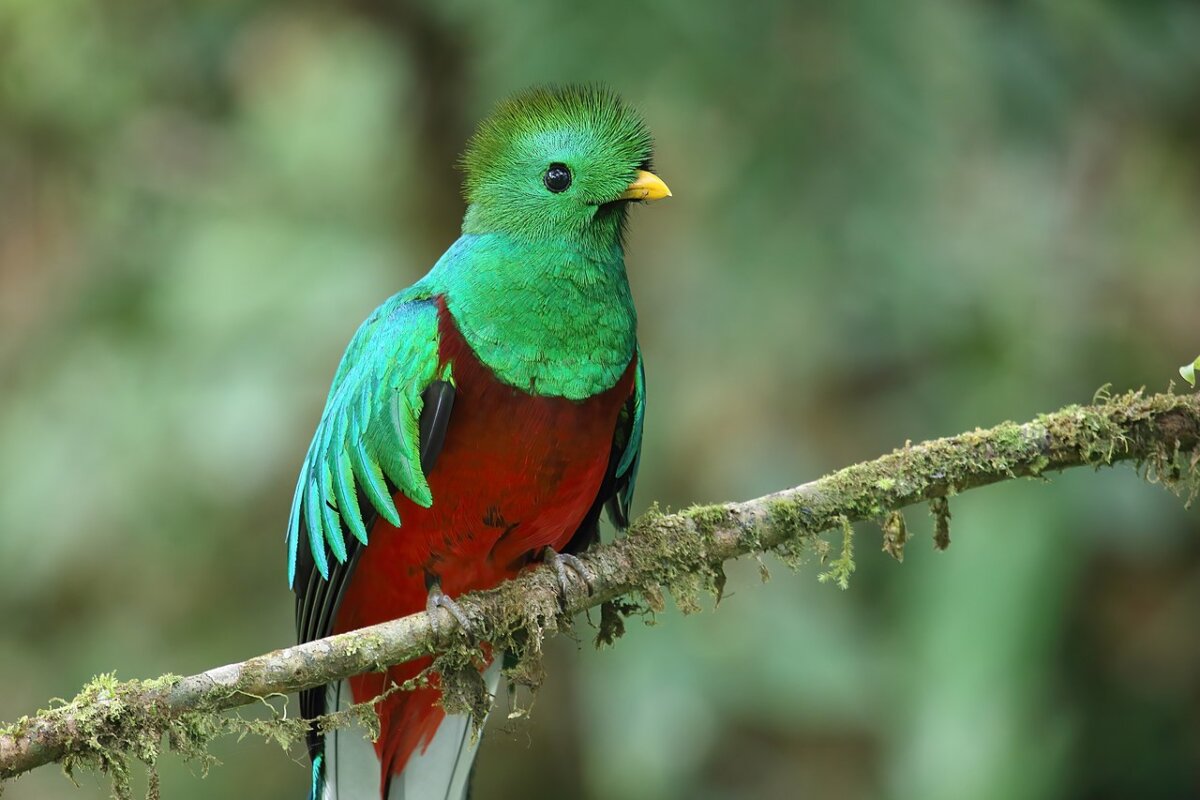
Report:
2,1,1198,798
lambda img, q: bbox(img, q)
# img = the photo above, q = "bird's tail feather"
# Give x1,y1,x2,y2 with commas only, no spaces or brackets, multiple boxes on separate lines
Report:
314,660,502,800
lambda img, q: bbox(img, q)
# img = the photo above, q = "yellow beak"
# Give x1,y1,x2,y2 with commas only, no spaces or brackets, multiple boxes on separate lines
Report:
618,170,672,202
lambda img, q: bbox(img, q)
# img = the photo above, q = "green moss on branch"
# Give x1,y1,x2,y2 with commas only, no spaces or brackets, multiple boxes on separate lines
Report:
1,390,1197,794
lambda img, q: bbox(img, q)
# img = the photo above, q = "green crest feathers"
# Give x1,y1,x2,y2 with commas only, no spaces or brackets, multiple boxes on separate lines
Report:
461,85,653,203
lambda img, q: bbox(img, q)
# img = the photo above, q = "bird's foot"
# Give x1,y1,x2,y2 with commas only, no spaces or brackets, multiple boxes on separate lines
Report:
542,547,595,603
425,579,473,637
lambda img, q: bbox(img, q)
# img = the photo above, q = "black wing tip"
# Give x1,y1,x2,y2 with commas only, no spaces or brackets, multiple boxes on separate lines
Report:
605,495,630,529
419,381,456,475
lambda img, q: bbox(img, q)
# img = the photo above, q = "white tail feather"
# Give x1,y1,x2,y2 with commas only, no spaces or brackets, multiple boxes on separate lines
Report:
319,660,503,800
321,680,381,800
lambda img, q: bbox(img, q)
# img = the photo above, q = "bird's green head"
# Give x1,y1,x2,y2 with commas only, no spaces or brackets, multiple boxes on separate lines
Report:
460,85,670,244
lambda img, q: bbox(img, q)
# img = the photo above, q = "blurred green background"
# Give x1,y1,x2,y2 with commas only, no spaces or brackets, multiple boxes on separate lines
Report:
2,1,1199,798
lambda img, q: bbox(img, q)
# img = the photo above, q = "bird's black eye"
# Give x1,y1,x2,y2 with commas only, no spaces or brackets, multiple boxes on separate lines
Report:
543,163,572,193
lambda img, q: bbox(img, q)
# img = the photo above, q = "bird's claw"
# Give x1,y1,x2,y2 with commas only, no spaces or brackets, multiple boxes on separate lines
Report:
426,583,473,636
543,547,595,601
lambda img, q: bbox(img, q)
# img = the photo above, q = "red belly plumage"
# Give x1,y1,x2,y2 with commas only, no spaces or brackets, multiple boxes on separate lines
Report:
332,297,636,782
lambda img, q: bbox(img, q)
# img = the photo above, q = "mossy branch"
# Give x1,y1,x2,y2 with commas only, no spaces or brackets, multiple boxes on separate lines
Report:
2,390,1198,791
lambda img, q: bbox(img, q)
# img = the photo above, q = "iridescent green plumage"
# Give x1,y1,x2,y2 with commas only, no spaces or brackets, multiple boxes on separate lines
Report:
287,85,657,585
461,85,653,240
288,84,668,800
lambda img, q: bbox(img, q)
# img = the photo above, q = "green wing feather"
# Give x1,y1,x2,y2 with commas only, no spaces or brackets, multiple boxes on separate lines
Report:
287,295,442,586
609,347,645,523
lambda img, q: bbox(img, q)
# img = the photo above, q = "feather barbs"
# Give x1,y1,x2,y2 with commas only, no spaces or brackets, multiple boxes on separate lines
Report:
286,297,443,586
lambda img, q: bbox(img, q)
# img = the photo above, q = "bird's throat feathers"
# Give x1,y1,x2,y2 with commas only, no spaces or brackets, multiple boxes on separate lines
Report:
420,230,637,400
461,193,632,251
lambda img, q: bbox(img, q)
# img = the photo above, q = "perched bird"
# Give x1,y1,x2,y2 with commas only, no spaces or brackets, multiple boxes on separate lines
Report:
287,85,669,800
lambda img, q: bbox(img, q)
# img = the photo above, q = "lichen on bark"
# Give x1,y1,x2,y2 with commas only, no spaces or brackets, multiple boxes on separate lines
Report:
1,390,1196,797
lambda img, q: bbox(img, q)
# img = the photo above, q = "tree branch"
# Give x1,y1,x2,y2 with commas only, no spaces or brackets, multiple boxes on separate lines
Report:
2,390,1197,786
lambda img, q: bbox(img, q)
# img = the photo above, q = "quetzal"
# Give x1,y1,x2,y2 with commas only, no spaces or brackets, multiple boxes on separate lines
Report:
286,85,669,800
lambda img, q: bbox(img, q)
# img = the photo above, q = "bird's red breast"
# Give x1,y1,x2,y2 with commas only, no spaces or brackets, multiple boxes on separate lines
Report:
332,295,637,783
